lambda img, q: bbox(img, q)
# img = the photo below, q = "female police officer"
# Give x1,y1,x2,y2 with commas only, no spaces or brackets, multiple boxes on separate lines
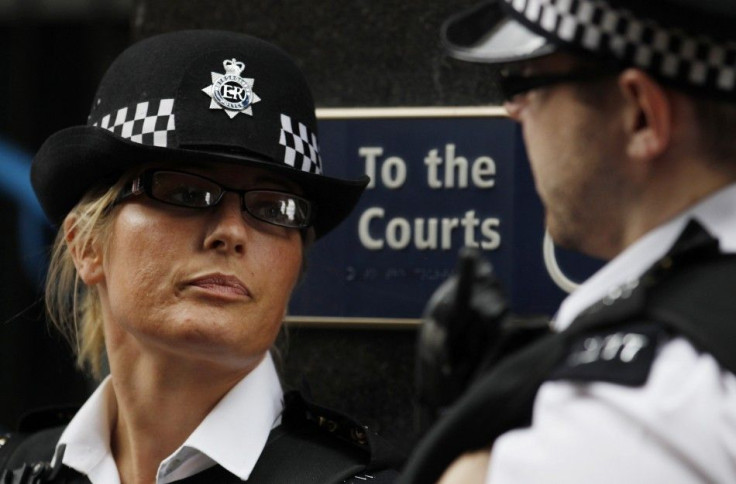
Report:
0,30,398,483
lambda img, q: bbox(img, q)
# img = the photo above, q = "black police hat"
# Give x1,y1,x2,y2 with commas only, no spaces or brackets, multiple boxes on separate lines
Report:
443,0,736,99
31,30,368,239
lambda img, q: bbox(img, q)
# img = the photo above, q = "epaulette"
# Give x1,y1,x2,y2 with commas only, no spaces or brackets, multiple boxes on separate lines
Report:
549,321,663,386
282,391,403,471
0,406,83,484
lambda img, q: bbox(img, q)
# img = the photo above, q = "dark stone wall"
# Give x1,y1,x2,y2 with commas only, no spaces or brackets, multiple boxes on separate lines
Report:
131,0,502,456
132,1,503,107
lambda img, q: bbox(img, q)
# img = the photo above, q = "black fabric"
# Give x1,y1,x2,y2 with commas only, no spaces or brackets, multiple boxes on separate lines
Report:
280,392,404,472
0,428,90,484
17,408,79,434
0,391,400,484
342,470,400,483
399,333,567,484
180,424,365,483
2,428,62,471
399,220,736,484
548,321,662,386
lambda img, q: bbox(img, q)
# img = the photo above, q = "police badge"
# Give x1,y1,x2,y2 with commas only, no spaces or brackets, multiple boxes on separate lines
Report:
202,58,261,118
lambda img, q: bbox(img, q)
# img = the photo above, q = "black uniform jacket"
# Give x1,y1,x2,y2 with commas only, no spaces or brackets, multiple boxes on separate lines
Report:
0,391,401,484
399,220,736,484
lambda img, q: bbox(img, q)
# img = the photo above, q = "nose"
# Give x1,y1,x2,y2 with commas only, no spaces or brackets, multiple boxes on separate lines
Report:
204,192,247,255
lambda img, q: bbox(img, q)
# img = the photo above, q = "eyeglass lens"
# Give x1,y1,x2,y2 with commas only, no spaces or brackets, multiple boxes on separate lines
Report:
148,170,312,228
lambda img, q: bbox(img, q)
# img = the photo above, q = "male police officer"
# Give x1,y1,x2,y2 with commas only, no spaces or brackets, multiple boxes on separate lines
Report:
400,0,736,483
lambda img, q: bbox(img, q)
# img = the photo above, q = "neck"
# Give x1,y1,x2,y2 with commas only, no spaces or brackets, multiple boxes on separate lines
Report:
615,156,735,259
105,347,258,484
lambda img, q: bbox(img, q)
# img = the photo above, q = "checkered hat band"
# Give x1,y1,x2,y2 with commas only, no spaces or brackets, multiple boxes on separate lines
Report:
91,99,176,147
279,113,323,175
506,0,736,92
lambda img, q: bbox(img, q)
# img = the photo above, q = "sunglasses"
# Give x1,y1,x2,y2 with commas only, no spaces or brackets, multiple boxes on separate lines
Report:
498,68,618,101
118,169,314,229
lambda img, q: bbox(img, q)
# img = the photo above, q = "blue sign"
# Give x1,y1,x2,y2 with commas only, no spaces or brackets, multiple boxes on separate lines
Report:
288,108,602,325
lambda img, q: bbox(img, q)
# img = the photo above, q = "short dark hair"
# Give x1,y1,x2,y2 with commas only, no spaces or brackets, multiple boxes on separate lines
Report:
691,97,736,166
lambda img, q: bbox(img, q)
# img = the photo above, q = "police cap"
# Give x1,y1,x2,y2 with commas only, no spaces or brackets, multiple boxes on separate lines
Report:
443,0,736,100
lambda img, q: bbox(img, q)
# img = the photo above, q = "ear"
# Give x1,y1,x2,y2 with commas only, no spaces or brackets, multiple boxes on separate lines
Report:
64,215,105,285
618,69,672,162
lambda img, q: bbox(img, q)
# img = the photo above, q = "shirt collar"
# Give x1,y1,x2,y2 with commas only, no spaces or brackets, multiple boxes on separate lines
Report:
159,353,284,482
55,375,119,483
55,353,284,484
553,183,736,332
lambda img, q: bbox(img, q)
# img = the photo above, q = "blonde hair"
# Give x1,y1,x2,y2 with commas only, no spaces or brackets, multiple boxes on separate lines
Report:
45,179,127,379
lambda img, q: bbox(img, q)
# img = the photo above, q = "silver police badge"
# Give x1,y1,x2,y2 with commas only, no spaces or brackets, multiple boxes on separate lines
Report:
202,58,261,118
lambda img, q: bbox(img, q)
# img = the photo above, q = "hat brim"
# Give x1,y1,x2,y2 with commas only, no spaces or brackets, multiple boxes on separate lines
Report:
31,125,368,239
442,0,557,64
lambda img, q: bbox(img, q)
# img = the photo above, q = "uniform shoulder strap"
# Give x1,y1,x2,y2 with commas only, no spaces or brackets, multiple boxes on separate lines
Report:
0,432,30,475
0,427,89,484
646,254,736,374
569,220,736,375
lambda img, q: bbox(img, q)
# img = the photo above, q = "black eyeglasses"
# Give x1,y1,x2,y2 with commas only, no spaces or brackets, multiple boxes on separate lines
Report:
118,169,314,229
498,69,618,102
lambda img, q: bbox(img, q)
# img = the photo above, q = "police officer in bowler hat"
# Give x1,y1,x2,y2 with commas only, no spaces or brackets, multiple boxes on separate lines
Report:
0,30,400,483
400,0,736,482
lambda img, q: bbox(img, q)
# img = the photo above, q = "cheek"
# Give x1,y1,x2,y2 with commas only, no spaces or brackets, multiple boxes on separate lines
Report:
523,129,559,201
524,118,588,201
246,242,302,334
102,211,183,313
258,240,303,302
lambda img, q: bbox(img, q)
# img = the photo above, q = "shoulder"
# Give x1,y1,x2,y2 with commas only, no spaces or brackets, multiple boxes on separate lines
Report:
0,405,78,471
545,333,736,420
0,426,71,483
493,336,736,483
0,406,83,482
549,321,665,387
342,469,400,483
280,391,403,469
247,391,402,483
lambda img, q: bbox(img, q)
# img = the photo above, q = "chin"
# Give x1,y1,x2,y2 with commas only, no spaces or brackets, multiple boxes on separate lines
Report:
546,217,574,250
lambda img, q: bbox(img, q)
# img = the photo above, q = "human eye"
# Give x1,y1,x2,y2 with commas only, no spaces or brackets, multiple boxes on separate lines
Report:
152,172,217,208
166,185,212,206
245,191,311,228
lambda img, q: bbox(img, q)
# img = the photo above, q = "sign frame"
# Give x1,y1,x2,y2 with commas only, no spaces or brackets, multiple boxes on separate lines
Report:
285,106,511,329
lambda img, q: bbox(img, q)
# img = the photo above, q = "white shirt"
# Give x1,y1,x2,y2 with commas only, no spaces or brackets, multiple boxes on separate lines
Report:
53,353,284,484
487,184,736,483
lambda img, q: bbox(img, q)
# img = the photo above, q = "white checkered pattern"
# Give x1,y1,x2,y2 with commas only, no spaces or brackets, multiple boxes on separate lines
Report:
279,113,323,175
505,0,736,92
92,99,176,147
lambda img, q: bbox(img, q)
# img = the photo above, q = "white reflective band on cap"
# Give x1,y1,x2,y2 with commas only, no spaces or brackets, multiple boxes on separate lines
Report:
278,113,323,174
504,0,736,92
92,99,176,148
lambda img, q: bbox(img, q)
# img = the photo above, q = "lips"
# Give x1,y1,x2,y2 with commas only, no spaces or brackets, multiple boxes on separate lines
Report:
186,274,250,298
